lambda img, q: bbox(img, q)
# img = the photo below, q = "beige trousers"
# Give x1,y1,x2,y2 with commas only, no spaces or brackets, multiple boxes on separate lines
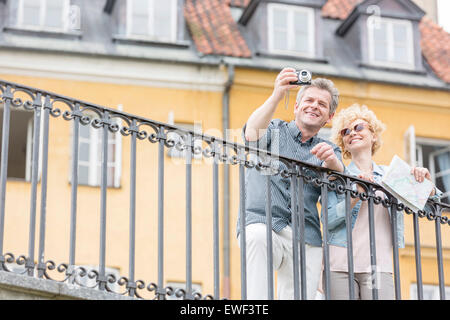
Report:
327,271,395,300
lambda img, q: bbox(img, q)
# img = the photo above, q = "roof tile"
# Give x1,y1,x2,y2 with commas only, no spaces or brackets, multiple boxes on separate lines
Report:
185,0,251,58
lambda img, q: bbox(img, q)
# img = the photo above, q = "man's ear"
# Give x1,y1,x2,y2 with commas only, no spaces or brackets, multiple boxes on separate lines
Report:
325,112,335,125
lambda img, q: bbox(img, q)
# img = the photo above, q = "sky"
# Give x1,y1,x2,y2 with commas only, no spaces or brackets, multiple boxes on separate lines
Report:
437,0,450,32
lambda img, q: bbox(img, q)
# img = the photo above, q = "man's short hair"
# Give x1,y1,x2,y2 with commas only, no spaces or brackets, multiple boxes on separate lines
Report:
296,78,339,115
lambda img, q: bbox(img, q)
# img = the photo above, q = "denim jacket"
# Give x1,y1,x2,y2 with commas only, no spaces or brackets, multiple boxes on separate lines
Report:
324,161,405,248
324,161,443,248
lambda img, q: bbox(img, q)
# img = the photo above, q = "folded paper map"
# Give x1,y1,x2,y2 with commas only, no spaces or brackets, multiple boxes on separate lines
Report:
381,155,434,213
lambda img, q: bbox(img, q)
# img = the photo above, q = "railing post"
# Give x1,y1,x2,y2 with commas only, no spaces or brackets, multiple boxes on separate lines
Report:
27,92,43,277
212,140,220,299
157,127,165,300
413,210,423,300
98,110,110,291
238,147,247,300
321,173,330,300
390,199,402,300
0,85,12,264
265,161,274,300
367,191,378,300
68,103,81,282
291,166,300,300
37,95,51,278
128,119,137,297
435,206,446,300
345,178,355,300
297,167,307,300
185,132,193,299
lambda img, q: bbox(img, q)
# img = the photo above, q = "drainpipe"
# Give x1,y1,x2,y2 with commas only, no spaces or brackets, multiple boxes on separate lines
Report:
222,62,234,299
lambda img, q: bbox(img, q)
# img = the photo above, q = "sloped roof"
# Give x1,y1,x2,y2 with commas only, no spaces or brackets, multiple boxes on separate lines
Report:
184,0,251,58
184,0,449,84
419,17,450,83
321,0,361,19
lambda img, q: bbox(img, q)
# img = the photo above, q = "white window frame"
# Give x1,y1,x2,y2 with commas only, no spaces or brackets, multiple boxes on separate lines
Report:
367,17,415,70
17,0,71,32
406,131,450,203
0,105,40,182
410,283,450,300
267,3,315,58
126,0,177,42
71,107,122,188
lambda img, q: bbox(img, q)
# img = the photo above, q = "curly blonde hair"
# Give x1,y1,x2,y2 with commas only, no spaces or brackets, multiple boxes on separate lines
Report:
330,104,386,159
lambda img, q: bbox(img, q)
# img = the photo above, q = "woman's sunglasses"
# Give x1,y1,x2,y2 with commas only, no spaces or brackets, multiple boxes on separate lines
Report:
340,123,367,137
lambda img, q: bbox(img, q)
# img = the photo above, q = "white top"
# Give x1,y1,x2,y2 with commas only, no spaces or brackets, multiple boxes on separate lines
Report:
329,190,393,273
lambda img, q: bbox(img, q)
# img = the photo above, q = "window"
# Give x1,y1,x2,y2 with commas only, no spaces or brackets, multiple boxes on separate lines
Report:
0,108,35,181
17,0,71,31
410,283,450,300
367,17,414,69
415,140,450,204
404,126,450,204
126,0,177,42
267,4,315,57
72,112,122,188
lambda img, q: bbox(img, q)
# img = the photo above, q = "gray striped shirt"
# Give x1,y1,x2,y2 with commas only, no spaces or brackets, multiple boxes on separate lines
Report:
238,119,343,247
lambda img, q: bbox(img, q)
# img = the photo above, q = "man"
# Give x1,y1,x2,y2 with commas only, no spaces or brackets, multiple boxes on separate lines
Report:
238,67,344,300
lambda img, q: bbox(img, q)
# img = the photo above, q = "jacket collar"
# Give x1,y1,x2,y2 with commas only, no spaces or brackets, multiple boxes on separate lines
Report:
347,161,385,177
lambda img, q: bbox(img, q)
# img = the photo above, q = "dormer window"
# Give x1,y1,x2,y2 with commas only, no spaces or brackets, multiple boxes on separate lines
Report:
126,0,177,42
17,0,70,31
368,17,414,69
267,3,315,57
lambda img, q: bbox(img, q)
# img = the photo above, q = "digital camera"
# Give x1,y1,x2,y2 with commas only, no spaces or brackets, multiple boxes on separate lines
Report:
289,69,312,85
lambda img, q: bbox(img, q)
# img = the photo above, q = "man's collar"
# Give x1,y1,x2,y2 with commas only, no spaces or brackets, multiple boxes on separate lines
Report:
288,120,317,145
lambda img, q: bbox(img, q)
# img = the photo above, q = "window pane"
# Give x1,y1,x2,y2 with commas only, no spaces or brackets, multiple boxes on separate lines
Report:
273,8,287,29
131,16,148,35
393,44,407,63
45,0,64,28
373,43,388,61
294,33,309,52
153,0,174,40
373,22,387,42
273,30,287,50
393,23,407,42
79,124,90,139
0,109,33,180
130,0,149,35
78,165,89,185
22,0,41,26
293,12,309,52
79,142,90,162
293,11,308,33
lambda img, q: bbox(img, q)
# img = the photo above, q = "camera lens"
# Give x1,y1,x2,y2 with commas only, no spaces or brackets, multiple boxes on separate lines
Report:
301,71,307,76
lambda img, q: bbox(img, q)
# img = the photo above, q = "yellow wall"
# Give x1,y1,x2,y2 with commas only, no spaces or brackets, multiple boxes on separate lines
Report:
1,67,450,300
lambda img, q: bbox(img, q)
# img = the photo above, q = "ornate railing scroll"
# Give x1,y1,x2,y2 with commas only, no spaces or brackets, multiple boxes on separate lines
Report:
0,79,449,300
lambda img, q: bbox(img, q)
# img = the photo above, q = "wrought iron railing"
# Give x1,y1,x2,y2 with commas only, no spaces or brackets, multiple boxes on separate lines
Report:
0,79,449,300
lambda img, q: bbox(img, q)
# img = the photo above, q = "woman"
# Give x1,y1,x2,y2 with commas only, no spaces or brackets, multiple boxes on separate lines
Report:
325,104,440,300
